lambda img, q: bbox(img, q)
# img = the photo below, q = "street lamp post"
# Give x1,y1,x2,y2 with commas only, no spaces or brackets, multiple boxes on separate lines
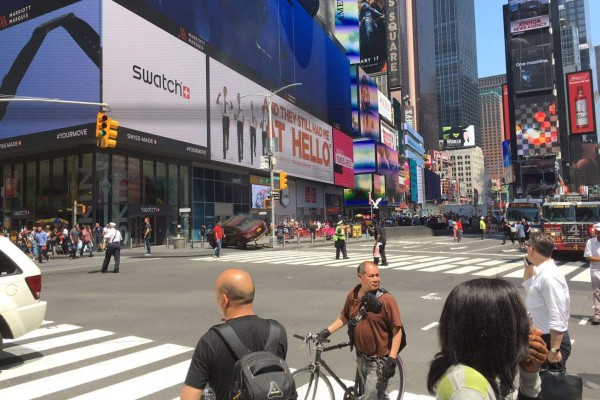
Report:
241,82,302,247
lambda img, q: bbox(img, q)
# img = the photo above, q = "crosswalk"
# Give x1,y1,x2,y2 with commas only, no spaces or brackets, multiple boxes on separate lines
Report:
194,250,592,283
1,321,433,400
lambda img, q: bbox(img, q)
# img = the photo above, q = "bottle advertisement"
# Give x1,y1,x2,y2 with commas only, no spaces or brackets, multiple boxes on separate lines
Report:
566,70,596,135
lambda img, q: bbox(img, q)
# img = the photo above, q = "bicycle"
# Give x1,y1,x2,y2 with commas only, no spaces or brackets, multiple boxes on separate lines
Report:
292,333,405,400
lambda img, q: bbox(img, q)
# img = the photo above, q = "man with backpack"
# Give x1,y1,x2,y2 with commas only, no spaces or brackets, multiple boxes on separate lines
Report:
316,261,404,400
181,269,294,400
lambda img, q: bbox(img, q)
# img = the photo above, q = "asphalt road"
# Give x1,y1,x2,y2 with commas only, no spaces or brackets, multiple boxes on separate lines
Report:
2,232,598,399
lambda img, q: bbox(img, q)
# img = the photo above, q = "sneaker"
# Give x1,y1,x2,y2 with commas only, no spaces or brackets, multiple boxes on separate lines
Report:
144,253,151,256
591,317,600,325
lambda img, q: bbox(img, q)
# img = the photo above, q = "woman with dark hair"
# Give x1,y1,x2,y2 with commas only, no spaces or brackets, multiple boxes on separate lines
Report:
427,278,548,400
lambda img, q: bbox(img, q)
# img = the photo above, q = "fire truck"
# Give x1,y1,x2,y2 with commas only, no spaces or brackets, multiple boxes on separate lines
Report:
506,198,543,233
542,191,600,253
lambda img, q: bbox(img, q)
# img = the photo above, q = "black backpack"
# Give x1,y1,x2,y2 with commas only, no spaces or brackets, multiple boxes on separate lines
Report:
212,320,297,400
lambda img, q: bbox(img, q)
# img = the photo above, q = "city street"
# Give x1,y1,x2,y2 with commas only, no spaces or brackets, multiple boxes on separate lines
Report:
1,232,598,399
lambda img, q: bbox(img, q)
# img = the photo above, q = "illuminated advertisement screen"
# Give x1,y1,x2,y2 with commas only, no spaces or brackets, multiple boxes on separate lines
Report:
380,120,397,150
351,66,359,137
566,70,597,135
359,0,387,74
102,0,208,155
353,140,376,174
138,0,351,133
209,57,334,184
377,142,399,201
334,0,359,64
502,140,513,168
344,174,371,207
251,184,271,209
502,84,511,140
373,174,385,200
0,0,100,153
514,95,559,157
358,67,380,139
508,0,549,22
442,125,475,149
510,30,553,94
333,128,354,188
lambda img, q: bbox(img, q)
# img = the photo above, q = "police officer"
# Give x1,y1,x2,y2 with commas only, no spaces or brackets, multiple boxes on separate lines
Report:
334,220,349,260
102,222,122,273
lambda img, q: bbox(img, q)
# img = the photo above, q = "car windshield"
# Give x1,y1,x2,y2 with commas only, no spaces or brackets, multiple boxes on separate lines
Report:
506,207,539,223
574,204,600,222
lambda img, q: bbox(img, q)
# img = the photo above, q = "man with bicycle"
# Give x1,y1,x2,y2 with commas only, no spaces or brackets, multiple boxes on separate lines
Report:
317,261,403,399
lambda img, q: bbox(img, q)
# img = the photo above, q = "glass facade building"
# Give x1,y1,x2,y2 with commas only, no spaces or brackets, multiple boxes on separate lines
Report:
433,0,481,148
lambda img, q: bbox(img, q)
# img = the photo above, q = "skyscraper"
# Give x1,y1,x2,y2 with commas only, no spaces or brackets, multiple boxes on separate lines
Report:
433,0,481,148
559,0,594,70
479,75,506,182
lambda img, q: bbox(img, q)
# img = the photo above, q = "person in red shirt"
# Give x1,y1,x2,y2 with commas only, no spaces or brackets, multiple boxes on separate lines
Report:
456,219,463,242
214,220,224,258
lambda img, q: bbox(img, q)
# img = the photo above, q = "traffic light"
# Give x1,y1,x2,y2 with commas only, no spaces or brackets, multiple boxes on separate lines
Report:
279,171,288,190
96,112,108,141
100,115,119,148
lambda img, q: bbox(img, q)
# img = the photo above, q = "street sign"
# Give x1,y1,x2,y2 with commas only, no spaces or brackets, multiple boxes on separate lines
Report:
272,192,280,200
179,207,191,213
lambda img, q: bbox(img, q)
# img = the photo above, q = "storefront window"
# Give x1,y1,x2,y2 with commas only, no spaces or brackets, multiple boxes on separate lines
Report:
112,155,127,205
168,164,178,205
25,162,35,208
51,158,64,211
180,165,189,207
143,160,156,204
156,162,166,205
128,157,141,204
66,155,78,206
96,152,110,209
38,160,50,213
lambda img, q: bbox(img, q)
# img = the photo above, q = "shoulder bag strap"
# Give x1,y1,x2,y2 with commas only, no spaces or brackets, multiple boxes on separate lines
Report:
212,323,251,361
263,320,281,354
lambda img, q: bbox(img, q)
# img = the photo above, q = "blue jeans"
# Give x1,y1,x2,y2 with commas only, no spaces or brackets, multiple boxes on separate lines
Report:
145,236,151,254
215,239,222,257
356,355,390,400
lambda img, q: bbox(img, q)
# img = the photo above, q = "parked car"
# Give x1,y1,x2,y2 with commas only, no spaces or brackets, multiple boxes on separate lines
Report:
0,236,47,356
207,216,268,249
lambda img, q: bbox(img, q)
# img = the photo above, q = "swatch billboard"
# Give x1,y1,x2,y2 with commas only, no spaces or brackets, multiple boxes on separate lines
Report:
566,70,596,136
0,0,100,153
209,57,333,184
333,129,354,188
102,0,208,157
510,30,553,94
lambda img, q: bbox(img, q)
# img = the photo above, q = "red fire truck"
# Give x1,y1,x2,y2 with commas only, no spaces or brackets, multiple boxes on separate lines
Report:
542,192,600,253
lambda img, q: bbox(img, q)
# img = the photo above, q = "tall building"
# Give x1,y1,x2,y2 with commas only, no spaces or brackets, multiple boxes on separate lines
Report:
415,0,440,152
479,74,507,91
559,0,594,70
448,147,486,203
479,76,506,182
560,23,582,72
433,0,481,148
596,44,600,88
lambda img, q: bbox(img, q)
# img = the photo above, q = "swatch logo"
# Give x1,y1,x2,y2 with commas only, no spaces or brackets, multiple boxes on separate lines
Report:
132,65,190,100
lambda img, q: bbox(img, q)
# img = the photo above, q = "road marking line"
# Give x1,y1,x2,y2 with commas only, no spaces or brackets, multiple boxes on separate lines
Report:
420,264,459,272
579,318,589,325
3,324,81,343
558,265,581,277
472,265,521,277
0,343,191,398
454,258,488,265
570,269,591,282
477,260,507,266
421,322,439,331
3,329,114,356
0,336,152,382
394,258,453,270
69,360,191,400
445,266,484,274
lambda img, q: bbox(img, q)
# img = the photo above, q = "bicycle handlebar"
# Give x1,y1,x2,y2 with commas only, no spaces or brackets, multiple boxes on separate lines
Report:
293,332,331,344
323,342,350,352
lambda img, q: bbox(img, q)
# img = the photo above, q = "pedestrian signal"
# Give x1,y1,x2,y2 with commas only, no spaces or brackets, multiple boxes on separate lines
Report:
279,171,288,190
263,198,272,209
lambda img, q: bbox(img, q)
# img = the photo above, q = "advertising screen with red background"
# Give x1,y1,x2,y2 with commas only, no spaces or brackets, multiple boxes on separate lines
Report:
566,70,596,135
502,84,511,140
333,128,355,188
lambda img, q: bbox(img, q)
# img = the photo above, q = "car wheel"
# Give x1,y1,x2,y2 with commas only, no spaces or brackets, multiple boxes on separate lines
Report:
236,240,247,250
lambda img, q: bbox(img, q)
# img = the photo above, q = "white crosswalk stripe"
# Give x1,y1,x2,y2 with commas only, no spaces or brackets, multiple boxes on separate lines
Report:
194,250,591,282
0,322,434,399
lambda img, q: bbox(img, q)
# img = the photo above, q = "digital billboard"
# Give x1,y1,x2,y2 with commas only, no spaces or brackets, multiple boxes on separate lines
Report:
0,0,100,153
333,128,354,188
102,0,208,156
514,95,559,157
380,121,397,150
353,140,376,174
377,143,399,202
209,57,334,184
138,0,351,133
343,174,372,207
359,0,387,74
441,125,475,149
566,70,596,135
351,66,359,137
357,67,380,139
502,84,511,140
502,140,513,168
508,0,549,22
510,30,553,94
251,184,271,209
334,0,359,64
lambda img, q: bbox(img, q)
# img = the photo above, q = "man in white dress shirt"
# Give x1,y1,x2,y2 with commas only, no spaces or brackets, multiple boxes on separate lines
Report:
584,223,600,325
102,222,122,273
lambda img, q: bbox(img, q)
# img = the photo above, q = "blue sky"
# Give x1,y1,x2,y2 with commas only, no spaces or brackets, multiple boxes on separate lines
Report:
476,0,600,77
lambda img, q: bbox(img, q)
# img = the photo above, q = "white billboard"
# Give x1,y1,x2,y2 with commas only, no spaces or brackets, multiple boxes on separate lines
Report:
378,90,393,122
510,15,550,34
102,0,208,148
209,58,334,184
380,121,397,151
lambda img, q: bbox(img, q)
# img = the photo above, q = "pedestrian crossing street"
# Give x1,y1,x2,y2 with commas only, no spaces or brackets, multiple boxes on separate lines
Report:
1,321,433,400
194,250,592,283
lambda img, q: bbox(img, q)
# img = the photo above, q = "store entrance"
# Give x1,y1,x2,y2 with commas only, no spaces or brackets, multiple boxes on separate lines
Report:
129,216,167,247
12,218,35,231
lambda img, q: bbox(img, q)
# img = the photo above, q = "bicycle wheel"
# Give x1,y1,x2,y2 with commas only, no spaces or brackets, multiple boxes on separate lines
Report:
385,355,406,400
293,367,335,400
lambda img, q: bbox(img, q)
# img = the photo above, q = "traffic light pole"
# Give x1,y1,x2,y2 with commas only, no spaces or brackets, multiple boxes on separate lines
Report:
266,82,302,248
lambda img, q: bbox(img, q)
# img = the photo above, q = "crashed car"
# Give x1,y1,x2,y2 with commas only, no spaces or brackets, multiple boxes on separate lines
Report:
207,216,268,249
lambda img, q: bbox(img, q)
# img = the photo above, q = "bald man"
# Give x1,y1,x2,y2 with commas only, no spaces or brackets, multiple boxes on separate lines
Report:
181,269,288,400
